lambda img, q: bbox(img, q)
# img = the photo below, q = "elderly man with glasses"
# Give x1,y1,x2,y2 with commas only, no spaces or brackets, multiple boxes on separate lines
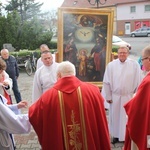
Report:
102,45,142,144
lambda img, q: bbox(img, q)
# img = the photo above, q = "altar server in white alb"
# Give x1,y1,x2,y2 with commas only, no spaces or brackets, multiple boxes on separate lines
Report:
102,45,142,144
32,50,58,103
0,94,31,150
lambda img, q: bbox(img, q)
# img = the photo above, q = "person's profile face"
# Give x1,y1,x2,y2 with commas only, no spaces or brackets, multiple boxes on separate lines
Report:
141,52,150,71
0,69,3,74
56,72,61,80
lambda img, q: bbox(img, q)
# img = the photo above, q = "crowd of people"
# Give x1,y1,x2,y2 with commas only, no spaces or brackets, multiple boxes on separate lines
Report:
0,43,150,150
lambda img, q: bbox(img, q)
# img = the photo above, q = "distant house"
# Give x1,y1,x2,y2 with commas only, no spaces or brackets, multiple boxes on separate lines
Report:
116,0,150,35
61,0,150,36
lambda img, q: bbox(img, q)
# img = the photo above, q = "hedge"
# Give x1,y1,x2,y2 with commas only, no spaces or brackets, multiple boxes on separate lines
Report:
10,49,57,58
9,45,118,60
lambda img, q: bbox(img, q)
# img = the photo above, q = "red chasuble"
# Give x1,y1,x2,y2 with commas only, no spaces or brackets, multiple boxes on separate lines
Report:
29,76,110,150
124,72,150,150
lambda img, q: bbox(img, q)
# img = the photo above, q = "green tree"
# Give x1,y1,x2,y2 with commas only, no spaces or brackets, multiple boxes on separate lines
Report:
5,0,19,11
17,16,53,49
5,11,21,46
0,16,7,48
0,0,54,50
0,1,2,16
5,0,43,23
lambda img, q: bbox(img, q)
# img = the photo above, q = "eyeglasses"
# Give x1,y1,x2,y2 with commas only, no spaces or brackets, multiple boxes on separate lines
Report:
141,57,148,61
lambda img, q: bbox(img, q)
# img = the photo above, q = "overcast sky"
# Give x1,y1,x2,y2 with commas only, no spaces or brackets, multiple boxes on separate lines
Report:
1,0,64,11
40,0,64,11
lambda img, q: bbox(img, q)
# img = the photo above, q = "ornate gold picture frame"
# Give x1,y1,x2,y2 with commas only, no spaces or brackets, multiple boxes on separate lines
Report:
57,7,114,88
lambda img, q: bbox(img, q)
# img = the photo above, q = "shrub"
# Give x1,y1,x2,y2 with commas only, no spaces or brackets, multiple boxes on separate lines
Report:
49,41,57,49
10,49,57,58
10,50,32,57
112,45,119,53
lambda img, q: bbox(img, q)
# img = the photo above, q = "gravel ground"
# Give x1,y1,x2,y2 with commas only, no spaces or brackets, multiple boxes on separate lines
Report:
12,70,41,149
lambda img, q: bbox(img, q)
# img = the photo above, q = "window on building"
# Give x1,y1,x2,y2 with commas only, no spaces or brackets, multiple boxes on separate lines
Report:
130,6,136,13
145,5,150,12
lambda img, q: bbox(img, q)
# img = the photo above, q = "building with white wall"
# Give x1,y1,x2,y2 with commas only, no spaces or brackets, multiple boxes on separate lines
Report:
116,1,150,35
61,0,150,36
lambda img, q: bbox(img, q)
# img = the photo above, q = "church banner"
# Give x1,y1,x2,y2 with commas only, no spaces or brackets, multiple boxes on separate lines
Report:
57,7,114,88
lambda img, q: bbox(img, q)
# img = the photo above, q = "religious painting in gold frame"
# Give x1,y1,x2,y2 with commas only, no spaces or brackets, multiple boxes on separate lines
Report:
57,7,114,88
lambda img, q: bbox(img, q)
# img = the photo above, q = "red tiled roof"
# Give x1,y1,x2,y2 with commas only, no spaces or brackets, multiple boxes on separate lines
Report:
103,0,149,6
61,0,150,8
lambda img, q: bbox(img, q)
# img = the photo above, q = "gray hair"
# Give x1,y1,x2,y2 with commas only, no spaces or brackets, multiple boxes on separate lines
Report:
56,61,76,77
1,49,9,54
118,45,129,52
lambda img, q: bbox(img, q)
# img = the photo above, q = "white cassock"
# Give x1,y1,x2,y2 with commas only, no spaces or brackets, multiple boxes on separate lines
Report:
36,57,43,70
0,95,31,150
32,62,58,103
102,58,142,141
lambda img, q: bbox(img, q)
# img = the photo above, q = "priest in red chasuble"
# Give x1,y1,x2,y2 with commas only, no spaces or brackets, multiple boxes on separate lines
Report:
124,45,150,150
29,61,110,150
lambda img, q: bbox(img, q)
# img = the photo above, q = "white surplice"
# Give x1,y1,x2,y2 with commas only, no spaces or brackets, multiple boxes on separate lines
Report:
102,58,142,141
32,62,58,103
0,95,31,150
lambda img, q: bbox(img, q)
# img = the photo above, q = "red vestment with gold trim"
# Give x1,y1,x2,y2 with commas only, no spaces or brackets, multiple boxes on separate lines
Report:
29,76,110,150
124,72,150,149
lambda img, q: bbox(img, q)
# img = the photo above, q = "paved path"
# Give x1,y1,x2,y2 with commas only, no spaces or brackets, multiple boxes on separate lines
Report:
12,71,40,149
11,70,124,150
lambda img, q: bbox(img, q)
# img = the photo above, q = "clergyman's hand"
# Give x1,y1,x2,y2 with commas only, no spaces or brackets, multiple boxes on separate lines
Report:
17,100,28,109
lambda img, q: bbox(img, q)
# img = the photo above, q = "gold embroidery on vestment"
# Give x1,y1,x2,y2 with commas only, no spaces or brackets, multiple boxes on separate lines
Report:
68,110,82,150
58,90,69,150
58,86,88,150
77,87,88,150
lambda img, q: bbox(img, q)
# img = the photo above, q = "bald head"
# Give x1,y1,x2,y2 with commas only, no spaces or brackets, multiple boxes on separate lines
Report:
40,44,50,53
142,44,150,57
1,49,10,60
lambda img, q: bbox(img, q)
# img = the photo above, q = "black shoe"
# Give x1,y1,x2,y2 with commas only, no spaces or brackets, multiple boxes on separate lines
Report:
111,137,119,144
